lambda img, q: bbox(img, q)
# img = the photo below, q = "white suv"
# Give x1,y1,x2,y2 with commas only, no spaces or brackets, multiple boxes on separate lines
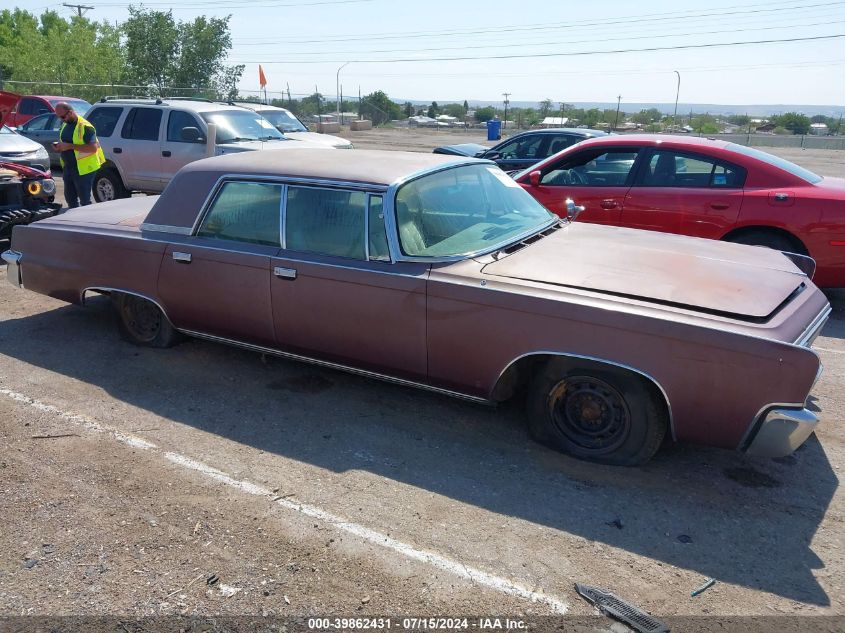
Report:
85,98,329,202
233,102,353,149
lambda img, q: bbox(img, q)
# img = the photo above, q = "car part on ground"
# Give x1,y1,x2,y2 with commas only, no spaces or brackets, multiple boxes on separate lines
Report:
575,583,669,633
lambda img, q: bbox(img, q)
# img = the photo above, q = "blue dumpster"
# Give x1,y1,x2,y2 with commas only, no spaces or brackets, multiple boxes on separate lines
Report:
486,118,501,141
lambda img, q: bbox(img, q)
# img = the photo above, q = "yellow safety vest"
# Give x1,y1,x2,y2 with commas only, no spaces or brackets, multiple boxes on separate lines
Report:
60,115,106,176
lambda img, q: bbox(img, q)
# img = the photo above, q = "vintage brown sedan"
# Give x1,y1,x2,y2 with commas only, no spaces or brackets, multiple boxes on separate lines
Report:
1,149,831,465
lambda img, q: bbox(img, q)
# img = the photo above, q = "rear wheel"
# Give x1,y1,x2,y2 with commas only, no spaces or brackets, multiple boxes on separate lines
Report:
113,292,180,348
526,359,666,465
725,229,806,255
93,168,129,203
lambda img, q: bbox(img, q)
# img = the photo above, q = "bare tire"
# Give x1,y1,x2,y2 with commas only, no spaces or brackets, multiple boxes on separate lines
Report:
725,229,806,255
93,169,129,203
526,360,666,465
113,293,180,348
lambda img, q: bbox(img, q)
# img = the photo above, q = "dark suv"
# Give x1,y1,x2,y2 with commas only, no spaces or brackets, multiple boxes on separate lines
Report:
433,128,608,172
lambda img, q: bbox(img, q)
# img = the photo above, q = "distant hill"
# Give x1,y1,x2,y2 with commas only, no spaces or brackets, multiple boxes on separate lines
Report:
401,100,845,118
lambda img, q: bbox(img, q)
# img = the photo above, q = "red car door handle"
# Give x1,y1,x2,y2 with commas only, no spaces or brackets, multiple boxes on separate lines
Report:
600,200,618,209
710,202,730,210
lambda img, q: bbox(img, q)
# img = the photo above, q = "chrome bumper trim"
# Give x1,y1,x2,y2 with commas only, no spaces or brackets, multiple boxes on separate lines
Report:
795,305,831,348
1,249,23,288
744,406,819,458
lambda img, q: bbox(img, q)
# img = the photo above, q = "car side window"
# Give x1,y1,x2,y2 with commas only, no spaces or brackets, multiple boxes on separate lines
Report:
197,181,282,247
285,187,366,260
87,107,123,138
496,135,543,160
21,114,50,131
167,111,202,143
642,150,745,188
121,107,162,141
18,98,37,115
367,195,390,261
546,135,577,156
540,149,639,186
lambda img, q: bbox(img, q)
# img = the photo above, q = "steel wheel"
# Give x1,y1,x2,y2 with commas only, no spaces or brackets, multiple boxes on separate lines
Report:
95,175,115,201
119,294,162,343
547,375,631,455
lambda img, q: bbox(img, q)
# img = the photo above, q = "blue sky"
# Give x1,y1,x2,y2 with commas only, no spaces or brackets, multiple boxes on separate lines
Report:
13,0,845,106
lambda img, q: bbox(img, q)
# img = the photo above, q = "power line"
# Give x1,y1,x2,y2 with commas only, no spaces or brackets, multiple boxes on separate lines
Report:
231,1,845,44
62,3,94,16
228,17,845,56
230,33,845,65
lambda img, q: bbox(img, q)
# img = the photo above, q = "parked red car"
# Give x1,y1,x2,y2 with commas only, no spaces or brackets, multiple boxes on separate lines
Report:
2,93,91,128
515,135,845,288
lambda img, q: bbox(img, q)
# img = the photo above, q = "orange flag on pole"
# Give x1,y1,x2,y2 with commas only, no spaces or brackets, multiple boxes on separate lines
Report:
259,65,267,89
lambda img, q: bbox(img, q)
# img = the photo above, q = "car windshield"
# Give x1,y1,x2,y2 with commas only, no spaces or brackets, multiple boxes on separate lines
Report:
200,110,285,143
257,109,308,133
395,163,556,257
48,99,91,116
726,143,822,183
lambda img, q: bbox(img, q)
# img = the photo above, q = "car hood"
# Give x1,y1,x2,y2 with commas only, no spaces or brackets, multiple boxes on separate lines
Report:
433,143,488,157
285,131,350,148
0,127,44,153
481,223,807,320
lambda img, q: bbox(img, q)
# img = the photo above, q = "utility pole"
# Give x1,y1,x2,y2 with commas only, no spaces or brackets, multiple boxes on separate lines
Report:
614,95,622,130
336,62,350,123
672,71,680,132
502,92,510,130
559,102,565,124
286,82,292,107
63,3,93,17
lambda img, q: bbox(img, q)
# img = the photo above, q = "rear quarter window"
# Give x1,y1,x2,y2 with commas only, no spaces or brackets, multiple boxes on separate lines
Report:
121,107,163,141
87,107,123,138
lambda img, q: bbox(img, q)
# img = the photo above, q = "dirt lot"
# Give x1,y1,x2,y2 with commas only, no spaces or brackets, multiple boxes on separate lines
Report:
2,128,844,631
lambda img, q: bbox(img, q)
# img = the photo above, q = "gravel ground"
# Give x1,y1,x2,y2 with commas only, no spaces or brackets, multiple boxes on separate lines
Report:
3,128,844,632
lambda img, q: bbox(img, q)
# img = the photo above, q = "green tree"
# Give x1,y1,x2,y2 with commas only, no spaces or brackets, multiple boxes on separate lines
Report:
442,103,466,118
475,106,496,122
360,90,401,125
631,108,662,125
771,112,811,135
690,114,718,135
463,100,469,112
123,6,239,98
538,99,553,118
427,101,440,118
404,101,413,117
727,114,750,126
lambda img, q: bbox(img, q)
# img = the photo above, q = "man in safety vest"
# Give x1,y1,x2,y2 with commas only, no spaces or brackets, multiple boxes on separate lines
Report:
53,101,106,208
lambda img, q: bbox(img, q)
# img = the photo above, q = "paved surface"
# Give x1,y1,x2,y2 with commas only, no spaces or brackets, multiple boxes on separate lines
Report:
2,129,844,627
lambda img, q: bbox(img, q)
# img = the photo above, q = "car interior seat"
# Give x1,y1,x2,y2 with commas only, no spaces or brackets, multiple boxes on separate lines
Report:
647,153,677,186
395,198,427,255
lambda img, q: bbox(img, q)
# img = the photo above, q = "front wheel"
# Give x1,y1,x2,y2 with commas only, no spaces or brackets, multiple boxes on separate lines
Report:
93,169,129,203
113,292,180,348
526,360,667,465
725,229,806,255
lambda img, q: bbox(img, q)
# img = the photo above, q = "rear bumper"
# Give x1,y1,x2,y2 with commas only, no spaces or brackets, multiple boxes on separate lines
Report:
744,406,819,458
2,249,22,288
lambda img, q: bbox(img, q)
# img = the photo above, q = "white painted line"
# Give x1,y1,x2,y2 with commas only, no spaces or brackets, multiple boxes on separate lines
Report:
1,387,568,614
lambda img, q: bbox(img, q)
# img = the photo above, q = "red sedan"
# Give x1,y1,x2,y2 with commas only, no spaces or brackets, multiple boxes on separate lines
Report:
515,135,845,288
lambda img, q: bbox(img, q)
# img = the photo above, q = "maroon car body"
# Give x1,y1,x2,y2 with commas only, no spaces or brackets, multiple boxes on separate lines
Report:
2,149,831,465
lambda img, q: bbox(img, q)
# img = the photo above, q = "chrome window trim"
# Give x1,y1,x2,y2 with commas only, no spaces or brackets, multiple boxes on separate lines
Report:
194,180,284,248
139,222,192,235
191,174,388,236
366,193,392,263
493,350,676,441
271,255,427,279
794,305,831,348
178,329,490,405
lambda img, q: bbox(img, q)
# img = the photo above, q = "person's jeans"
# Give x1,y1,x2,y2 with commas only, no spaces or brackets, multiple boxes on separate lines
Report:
63,167,96,208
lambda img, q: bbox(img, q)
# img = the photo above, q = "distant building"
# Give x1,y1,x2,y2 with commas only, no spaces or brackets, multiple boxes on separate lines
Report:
755,122,777,133
810,122,829,135
540,117,569,127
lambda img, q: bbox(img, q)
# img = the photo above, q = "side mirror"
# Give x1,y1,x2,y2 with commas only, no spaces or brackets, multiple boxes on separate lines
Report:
483,150,501,160
180,126,204,143
565,198,586,221
528,170,542,187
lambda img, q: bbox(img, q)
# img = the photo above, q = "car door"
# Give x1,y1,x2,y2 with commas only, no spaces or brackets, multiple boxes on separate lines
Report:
271,187,429,381
161,109,208,183
116,107,164,191
18,113,61,164
622,149,745,237
520,146,644,224
156,180,281,346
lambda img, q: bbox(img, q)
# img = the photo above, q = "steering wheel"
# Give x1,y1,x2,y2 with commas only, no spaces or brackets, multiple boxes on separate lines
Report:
568,169,586,185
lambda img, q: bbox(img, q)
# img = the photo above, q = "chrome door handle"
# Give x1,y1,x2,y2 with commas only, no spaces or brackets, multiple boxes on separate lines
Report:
274,266,297,280
172,251,192,263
